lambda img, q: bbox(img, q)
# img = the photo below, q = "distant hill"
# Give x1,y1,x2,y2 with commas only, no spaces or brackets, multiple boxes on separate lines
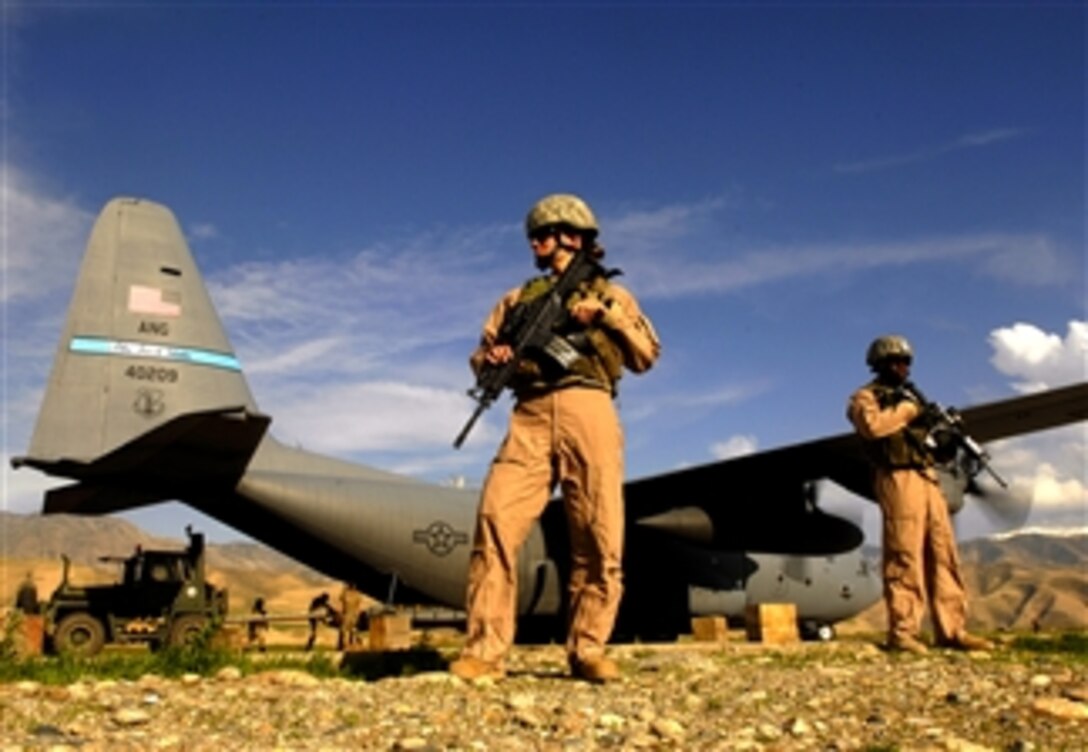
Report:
0,511,331,576
841,530,1086,633
2,512,1084,632
959,530,1087,631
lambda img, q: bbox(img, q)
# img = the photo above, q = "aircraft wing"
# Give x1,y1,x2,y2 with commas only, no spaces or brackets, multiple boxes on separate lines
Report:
953,382,1088,444
623,381,1087,554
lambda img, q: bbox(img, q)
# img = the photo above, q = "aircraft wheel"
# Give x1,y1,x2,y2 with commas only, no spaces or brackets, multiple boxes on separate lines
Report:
54,612,106,657
168,614,208,647
801,621,836,642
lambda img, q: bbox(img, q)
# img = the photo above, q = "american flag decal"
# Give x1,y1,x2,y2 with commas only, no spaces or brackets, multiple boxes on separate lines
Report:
128,285,181,317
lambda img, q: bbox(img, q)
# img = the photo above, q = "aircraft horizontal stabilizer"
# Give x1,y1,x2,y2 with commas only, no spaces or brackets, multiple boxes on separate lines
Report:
41,483,164,516
13,406,270,491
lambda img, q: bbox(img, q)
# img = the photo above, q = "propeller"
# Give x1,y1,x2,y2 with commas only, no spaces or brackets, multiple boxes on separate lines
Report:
967,474,1033,530
938,449,1033,532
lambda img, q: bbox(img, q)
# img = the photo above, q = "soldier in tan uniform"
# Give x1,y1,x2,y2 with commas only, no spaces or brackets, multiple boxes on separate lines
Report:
450,194,660,683
247,597,268,652
847,335,993,654
338,582,364,650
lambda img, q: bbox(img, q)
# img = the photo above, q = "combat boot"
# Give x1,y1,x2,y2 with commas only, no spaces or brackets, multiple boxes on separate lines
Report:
448,655,505,681
569,655,621,683
941,632,994,652
887,635,929,655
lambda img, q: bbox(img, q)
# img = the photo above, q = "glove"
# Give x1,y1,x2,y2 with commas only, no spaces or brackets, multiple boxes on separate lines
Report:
599,297,627,329
889,385,917,405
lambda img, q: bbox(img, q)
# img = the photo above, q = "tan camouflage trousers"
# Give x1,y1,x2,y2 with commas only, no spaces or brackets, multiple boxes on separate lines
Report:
875,467,968,644
462,388,625,665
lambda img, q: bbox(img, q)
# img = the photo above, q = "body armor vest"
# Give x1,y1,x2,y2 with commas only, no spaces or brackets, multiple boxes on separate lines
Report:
508,274,625,397
865,381,933,470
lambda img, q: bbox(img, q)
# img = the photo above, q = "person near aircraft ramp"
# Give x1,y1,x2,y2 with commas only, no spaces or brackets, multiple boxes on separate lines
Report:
305,591,335,651
847,335,994,655
247,597,269,652
14,571,40,615
338,583,364,650
450,194,661,683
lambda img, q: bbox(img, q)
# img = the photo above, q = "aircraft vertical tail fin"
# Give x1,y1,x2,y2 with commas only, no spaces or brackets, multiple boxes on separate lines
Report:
20,197,264,480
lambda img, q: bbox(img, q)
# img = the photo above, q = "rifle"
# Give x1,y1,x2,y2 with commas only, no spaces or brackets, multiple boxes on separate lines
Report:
453,250,616,449
901,380,1008,488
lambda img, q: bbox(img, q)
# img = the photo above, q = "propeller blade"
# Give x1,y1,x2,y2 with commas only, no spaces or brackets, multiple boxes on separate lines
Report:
967,476,1033,530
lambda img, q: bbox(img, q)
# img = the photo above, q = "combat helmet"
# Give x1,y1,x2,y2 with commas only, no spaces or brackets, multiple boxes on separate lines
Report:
866,335,913,370
525,193,599,237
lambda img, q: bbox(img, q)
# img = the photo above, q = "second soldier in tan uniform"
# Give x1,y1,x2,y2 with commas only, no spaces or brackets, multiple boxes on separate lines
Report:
338,583,364,650
450,194,660,682
847,335,993,654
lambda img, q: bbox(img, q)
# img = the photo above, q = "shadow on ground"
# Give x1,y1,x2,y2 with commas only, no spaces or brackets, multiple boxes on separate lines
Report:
339,647,448,680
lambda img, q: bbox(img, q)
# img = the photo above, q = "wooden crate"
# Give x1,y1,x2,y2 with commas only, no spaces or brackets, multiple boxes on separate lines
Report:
368,611,413,651
744,603,799,645
691,615,728,642
211,625,246,651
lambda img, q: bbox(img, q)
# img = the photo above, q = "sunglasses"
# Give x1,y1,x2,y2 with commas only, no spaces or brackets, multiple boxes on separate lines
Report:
528,225,561,243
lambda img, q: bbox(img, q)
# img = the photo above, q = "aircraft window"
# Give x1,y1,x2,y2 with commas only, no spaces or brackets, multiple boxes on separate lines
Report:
840,585,853,599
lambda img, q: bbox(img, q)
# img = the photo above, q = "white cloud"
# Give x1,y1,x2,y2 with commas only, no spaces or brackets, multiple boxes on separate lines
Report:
710,434,758,460
622,231,1066,299
0,166,93,302
207,226,516,386
989,320,1087,392
983,426,1087,531
1027,462,1086,510
187,222,219,241
622,382,766,423
243,336,348,376
267,380,474,454
834,127,1026,174
1,455,66,515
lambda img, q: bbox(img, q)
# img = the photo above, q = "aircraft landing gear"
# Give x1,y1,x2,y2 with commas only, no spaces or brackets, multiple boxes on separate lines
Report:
800,621,836,642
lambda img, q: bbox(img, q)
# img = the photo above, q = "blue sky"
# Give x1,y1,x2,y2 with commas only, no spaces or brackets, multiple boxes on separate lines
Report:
2,2,1085,545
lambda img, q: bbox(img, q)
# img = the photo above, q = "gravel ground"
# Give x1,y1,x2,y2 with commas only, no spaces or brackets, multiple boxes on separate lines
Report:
1,637,1085,751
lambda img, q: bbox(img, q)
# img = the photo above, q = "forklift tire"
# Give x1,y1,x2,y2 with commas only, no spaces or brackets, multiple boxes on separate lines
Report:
54,613,106,657
168,614,208,647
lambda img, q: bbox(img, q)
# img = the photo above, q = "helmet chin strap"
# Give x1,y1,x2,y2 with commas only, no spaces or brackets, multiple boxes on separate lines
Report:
537,239,581,271
876,366,907,385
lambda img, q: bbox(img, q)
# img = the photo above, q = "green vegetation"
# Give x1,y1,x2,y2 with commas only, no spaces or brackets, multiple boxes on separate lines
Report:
1010,631,1088,660
4,616,1085,686
0,646,361,685
0,616,370,684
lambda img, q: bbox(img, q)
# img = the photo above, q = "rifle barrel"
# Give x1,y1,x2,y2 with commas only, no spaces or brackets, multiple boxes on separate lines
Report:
453,403,486,449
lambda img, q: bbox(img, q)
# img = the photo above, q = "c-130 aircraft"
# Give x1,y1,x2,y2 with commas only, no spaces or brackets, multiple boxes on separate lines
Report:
14,198,1088,641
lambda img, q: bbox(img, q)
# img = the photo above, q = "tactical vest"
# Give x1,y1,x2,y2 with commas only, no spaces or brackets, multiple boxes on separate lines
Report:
864,381,933,470
508,274,625,397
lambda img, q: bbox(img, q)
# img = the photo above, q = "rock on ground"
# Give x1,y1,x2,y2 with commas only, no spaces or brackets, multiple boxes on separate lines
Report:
0,638,1085,750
